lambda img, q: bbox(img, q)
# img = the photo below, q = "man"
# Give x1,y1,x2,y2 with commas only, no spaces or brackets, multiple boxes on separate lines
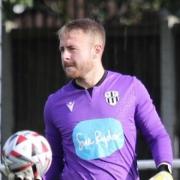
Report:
44,18,173,180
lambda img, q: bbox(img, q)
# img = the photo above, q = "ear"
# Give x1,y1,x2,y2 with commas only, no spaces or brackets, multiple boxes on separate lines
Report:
95,44,103,54
93,44,103,57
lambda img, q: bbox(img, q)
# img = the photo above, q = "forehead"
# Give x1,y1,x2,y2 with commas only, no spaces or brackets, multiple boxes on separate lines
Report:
60,29,91,43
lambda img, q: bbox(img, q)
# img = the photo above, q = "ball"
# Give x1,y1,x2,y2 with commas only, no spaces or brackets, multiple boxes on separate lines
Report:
2,130,52,177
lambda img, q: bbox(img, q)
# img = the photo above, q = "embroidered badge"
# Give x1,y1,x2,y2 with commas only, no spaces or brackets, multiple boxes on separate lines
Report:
105,91,119,106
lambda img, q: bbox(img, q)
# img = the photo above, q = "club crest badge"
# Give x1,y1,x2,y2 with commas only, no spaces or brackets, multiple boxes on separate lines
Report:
105,91,119,106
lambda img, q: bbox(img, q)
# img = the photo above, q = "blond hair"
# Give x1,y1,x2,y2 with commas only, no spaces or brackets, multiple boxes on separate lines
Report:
57,18,106,47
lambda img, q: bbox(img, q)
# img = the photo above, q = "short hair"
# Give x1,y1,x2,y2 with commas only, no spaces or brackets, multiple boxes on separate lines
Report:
57,18,106,46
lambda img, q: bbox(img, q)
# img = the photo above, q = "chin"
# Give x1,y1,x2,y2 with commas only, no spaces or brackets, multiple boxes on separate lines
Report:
65,72,79,79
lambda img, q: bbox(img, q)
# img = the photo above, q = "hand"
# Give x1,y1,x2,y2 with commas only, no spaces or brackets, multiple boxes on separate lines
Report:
8,174,42,180
149,171,173,180
0,163,42,180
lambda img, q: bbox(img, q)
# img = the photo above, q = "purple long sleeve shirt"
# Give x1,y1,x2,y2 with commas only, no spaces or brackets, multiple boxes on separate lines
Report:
44,71,173,180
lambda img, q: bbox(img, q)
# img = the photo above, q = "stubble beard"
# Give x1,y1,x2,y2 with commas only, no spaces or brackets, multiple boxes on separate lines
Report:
63,60,94,80
63,66,80,79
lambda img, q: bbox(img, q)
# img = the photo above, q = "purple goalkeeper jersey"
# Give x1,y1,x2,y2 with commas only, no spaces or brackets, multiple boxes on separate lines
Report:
44,71,173,180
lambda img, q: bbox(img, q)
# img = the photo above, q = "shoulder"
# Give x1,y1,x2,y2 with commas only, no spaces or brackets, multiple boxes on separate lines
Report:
106,71,148,95
106,70,139,85
45,81,74,106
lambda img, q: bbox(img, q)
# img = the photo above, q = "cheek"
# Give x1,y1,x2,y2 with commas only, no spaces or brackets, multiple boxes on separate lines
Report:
60,57,64,67
82,57,94,71
82,49,93,60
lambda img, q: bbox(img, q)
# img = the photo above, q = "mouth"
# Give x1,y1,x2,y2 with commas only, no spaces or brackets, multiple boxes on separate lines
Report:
64,66,74,70
64,65,75,71
64,65,74,68
63,61,75,68
63,65,76,73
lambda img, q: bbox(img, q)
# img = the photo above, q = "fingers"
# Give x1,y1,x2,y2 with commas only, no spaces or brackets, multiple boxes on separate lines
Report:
14,174,28,180
35,176,42,180
14,176,23,180
35,177,42,180
0,163,11,177
4,165,42,180
14,175,42,180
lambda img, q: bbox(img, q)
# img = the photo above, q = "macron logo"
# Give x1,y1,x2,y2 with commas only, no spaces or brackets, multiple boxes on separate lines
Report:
66,101,75,112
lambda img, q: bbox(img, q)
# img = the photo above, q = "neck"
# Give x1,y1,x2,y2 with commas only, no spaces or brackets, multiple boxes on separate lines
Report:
75,66,105,89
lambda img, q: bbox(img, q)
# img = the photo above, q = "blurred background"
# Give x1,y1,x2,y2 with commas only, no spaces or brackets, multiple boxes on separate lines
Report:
1,0,180,179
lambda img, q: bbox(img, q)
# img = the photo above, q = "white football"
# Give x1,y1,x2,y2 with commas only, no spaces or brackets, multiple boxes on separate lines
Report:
2,130,52,177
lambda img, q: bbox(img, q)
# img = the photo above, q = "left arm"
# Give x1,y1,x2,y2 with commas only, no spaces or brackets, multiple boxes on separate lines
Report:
134,78,173,169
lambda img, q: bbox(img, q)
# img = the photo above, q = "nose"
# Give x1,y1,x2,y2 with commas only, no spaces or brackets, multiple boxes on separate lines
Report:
61,49,71,61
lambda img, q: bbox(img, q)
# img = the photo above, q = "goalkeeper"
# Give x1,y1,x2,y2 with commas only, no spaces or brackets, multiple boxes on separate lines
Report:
43,18,173,180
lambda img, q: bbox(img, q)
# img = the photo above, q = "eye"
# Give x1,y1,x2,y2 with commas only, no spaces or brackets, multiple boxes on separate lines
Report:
59,46,64,53
68,46,76,51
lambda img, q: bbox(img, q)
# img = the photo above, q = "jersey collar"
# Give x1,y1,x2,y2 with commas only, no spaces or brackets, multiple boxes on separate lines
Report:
72,70,108,90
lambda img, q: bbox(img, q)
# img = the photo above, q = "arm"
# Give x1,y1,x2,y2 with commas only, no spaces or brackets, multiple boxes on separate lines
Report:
43,96,64,180
134,78,173,168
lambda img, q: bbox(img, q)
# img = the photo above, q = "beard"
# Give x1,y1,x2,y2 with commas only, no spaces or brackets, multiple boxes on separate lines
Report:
62,59,94,79
64,67,80,79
